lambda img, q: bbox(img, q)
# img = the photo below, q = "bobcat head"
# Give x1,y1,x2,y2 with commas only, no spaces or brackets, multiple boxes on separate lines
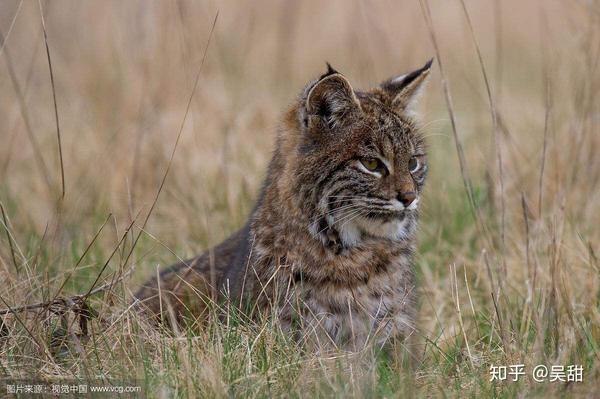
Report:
285,60,432,251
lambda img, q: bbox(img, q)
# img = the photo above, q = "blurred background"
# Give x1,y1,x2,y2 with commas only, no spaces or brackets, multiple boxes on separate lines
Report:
0,0,599,393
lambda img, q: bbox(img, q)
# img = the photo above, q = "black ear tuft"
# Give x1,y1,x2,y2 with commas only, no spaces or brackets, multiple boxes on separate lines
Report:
382,58,433,93
425,57,434,69
320,62,339,80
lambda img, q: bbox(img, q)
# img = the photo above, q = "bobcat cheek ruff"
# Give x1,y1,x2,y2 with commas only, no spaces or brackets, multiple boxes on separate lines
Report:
135,60,432,350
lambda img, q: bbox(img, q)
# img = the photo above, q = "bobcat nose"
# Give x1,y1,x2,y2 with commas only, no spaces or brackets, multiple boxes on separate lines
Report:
397,191,416,207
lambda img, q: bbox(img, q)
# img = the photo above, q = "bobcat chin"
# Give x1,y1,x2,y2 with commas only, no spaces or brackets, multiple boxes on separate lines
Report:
135,60,432,351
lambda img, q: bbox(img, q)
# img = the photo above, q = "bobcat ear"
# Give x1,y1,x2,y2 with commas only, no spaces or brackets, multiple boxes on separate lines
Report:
381,58,433,115
305,64,360,129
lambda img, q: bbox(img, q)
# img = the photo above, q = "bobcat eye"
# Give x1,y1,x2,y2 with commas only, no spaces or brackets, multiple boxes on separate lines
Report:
408,157,419,173
360,158,382,172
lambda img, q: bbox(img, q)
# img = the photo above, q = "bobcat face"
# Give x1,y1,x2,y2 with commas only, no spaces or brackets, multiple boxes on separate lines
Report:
296,61,432,247
338,108,427,242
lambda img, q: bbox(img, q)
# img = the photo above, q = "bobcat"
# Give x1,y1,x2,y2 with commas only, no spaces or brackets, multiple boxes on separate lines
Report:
135,60,432,351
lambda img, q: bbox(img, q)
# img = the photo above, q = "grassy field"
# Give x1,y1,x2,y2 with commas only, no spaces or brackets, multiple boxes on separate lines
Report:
1,0,599,397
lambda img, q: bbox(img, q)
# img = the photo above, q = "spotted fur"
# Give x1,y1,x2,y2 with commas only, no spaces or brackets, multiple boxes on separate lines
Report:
135,60,432,351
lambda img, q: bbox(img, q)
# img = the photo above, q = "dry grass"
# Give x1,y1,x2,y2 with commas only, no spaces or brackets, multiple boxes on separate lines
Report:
1,0,599,397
